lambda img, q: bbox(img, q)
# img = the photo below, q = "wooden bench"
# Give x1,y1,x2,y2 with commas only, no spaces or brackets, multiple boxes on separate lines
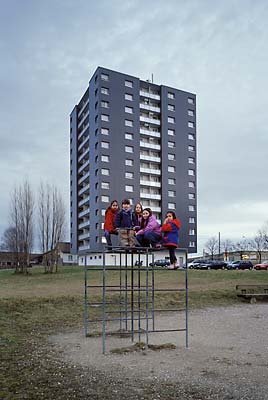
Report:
236,284,268,303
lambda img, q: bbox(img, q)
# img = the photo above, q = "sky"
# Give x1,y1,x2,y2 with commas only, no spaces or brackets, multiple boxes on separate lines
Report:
1,0,268,254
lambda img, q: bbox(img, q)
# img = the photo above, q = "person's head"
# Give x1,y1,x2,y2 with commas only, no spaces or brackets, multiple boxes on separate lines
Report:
121,198,131,211
142,207,152,219
165,211,177,221
134,202,143,215
106,200,119,214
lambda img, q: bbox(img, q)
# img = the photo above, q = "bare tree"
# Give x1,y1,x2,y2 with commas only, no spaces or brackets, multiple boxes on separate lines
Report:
221,239,234,260
9,181,34,273
38,183,66,273
204,237,218,260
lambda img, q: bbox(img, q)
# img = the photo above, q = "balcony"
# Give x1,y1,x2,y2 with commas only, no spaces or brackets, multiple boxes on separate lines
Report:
140,193,161,200
150,206,161,213
140,154,161,163
78,244,90,251
78,207,90,218
140,167,161,175
78,160,89,174
140,103,160,113
78,184,90,196
140,128,160,138
79,232,90,240
78,147,89,163
78,195,90,207
140,180,161,188
140,90,160,100
78,172,90,185
78,99,89,118
78,122,89,141
79,220,90,229
140,141,161,150
78,111,89,129
140,116,161,126
78,135,89,152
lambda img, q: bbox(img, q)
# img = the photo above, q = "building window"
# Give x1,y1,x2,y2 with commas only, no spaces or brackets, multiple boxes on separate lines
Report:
125,133,133,140
188,121,194,128
168,153,175,161
101,155,109,162
125,93,133,101
188,193,195,200
168,178,175,185
168,117,175,124
101,114,109,122
189,241,195,247
125,80,133,88
95,195,98,203
188,110,194,117
101,101,109,108
95,155,98,163
189,229,195,235
101,141,109,149
95,115,98,123
188,157,195,164
188,169,195,176
168,129,175,136
188,181,195,188
125,106,133,114
125,119,133,127
101,128,109,135
125,185,134,192
125,145,134,153
95,88,98,97
101,168,110,176
95,169,98,176
125,159,134,166
168,202,175,209
101,73,109,81
168,104,175,111
188,133,195,140
168,141,175,148
168,190,175,197
101,209,106,216
101,182,110,189
101,87,109,95
168,92,175,99
101,195,109,203
189,205,195,212
188,97,194,105
125,172,134,179
188,145,195,152
168,166,175,173
189,217,195,223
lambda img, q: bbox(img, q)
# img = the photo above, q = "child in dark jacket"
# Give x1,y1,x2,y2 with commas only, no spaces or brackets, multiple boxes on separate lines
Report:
161,211,181,269
104,200,119,247
114,199,135,247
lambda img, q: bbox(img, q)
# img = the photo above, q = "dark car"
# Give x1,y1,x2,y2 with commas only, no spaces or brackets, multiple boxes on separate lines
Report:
149,259,170,267
227,260,253,270
254,260,268,270
197,260,228,270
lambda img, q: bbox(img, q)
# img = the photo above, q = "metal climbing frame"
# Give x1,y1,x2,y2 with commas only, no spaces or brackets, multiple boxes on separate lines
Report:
84,247,188,354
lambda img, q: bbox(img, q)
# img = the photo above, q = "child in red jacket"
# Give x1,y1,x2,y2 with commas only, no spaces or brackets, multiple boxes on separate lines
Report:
161,211,181,269
104,200,119,248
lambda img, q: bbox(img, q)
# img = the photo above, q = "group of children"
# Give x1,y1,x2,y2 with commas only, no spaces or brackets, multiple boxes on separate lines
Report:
104,198,181,270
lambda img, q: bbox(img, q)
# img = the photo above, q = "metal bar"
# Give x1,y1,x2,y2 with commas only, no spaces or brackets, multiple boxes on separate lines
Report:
102,252,106,354
84,255,88,337
145,249,149,347
125,251,128,331
185,250,189,348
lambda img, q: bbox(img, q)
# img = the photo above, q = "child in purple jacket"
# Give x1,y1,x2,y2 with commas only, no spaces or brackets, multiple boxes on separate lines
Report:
135,208,162,247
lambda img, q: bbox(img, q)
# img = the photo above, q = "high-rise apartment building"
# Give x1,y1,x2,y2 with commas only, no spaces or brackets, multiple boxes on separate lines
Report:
70,67,197,254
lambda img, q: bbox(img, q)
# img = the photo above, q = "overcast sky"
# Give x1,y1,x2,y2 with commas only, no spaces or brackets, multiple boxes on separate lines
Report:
1,0,268,254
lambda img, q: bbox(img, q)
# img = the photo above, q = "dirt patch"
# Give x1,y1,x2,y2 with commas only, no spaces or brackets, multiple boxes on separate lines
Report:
50,303,268,399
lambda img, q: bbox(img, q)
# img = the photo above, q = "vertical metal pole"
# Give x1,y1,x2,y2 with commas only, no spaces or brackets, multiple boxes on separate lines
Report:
185,250,189,348
145,249,149,347
151,250,155,331
84,255,88,337
119,252,122,332
125,250,128,331
102,252,106,354
131,250,134,342
138,251,141,342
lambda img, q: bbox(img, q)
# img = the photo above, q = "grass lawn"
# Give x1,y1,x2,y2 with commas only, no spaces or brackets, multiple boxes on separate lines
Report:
1,265,268,399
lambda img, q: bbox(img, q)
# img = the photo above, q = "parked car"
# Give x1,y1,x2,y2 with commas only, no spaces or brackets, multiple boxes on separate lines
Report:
198,260,228,270
254,260,268,270
226,260,253,270
188,259,208,269
149,259,170,267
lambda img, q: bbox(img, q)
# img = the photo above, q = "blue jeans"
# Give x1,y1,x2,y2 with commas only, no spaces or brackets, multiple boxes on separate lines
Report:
136,231,162,247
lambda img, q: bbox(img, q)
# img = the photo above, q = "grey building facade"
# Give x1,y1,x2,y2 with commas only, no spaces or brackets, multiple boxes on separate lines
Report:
70,67,197,254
